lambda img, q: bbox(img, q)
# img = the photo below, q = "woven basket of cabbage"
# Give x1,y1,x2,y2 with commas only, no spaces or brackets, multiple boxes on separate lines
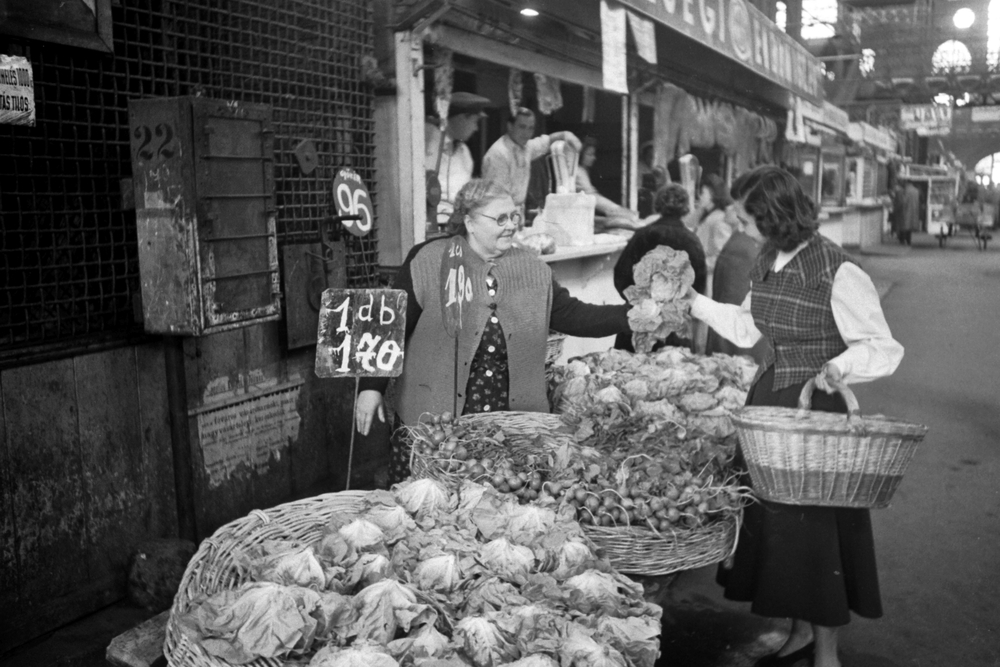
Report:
406,411,580,490
581,512,740,576
732,379,928,509
165,491,368,667
164,480,664,667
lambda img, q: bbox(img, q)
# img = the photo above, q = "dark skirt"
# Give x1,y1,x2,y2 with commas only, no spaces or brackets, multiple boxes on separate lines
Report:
717,366,883,627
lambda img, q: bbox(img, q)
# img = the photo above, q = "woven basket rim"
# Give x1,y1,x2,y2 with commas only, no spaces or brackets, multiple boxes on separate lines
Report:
732,405,928,438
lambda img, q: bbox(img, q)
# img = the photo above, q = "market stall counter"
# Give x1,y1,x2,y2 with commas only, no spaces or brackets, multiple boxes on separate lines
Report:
817,202,887,250
540,234,629,364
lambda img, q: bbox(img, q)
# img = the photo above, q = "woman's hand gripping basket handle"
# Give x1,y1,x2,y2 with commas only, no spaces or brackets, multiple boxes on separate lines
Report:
796,369,867,435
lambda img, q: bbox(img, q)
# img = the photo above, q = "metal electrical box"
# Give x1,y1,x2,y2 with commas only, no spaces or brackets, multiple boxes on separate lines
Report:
128,97,281,335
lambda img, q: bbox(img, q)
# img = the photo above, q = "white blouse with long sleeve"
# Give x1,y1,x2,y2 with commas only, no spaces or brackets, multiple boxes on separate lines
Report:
690,241,904,384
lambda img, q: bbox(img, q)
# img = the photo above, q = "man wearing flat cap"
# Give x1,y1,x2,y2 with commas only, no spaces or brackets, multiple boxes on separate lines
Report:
425,91,492,229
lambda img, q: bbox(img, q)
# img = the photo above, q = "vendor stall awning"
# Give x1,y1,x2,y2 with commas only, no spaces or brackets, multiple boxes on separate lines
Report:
616,0,824,104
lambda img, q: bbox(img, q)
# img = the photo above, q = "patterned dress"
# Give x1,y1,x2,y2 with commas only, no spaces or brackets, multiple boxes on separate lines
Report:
387,273,510,485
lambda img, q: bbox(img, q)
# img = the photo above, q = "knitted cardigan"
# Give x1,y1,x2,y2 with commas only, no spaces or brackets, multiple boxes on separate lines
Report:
748,233,858,390
395,238,552,425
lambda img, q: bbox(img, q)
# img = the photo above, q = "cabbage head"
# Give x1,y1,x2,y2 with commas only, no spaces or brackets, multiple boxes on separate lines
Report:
478,538,535,580
309,641,399,667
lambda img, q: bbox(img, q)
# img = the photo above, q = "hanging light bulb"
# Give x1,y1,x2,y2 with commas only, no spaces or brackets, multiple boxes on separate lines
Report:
520,5,540,17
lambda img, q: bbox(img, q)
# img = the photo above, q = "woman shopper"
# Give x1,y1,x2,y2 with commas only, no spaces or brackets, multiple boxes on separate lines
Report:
354,179,633,483
612,182,707,353
687,166,904,667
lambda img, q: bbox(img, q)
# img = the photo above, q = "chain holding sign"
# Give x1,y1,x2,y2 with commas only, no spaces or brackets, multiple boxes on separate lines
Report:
0,54,35,126
316,288,406,489
333,168,374,238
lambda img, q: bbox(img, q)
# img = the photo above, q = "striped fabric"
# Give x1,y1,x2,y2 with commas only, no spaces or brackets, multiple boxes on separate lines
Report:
749,234,858,390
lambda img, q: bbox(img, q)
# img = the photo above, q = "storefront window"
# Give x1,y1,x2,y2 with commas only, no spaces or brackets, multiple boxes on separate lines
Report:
821,149,846,206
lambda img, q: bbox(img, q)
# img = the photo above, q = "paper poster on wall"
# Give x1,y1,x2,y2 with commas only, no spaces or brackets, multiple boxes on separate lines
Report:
600,0,628,94
197,385,302,487
0,55,35,126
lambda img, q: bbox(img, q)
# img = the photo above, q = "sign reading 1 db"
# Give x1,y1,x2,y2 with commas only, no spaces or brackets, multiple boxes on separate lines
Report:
315,288,407,378
333,168,373,237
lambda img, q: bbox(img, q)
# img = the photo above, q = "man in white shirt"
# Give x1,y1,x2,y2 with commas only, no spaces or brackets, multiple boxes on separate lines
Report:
426,92,492,229
481,107,582,214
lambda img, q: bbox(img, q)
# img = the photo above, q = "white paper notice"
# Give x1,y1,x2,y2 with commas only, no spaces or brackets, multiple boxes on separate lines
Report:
0,55,35,126
601,0,628,94
627,10,657,65
198,386,302,487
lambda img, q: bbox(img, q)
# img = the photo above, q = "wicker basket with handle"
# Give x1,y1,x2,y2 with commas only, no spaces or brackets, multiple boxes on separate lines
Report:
164,491,368,667
732,379,928,509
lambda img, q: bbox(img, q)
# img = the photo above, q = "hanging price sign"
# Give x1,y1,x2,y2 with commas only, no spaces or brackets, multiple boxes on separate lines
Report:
333,168,373,237
315,289,406,378
439,237,474,337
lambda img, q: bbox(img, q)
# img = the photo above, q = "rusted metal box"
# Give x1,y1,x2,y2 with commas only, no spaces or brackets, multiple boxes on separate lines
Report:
128,97,281,335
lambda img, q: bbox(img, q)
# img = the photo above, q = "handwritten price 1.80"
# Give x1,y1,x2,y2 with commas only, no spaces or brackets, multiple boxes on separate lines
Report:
328,294,402,373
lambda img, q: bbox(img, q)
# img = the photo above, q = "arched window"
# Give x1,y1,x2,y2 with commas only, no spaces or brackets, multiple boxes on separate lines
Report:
989,0,1000,68
932,40,973,73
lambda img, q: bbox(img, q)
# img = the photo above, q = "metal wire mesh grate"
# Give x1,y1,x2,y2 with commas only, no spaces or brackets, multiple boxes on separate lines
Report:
0,0,377,358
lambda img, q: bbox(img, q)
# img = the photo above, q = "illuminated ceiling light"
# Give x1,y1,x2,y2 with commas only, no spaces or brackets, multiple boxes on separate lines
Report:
954,8,975,29
520,5,540,17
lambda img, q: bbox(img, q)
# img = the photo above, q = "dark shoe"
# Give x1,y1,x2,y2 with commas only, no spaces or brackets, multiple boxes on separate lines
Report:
753,641,815,667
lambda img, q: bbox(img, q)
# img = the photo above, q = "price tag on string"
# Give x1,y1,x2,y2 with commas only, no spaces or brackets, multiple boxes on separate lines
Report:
332,168,373,237
439,236,474,337
315,289,407,378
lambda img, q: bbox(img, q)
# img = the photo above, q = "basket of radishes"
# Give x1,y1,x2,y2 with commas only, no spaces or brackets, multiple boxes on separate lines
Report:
403,411,584,493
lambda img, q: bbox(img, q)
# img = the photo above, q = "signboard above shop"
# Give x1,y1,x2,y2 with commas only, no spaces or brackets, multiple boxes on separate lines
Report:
900,104,952,136
617,0,824,104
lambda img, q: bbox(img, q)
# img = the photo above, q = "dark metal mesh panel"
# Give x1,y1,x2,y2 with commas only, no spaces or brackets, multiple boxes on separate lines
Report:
0,0,376,357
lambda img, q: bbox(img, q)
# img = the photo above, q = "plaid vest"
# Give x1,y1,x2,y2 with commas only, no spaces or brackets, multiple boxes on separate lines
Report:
748,234,857,390
395,238,553,425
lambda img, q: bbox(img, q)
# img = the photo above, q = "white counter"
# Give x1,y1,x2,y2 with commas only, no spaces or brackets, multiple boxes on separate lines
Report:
541,236,629,364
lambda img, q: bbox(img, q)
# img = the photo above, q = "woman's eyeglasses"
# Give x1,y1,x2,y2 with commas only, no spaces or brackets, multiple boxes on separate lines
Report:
478,210,523,227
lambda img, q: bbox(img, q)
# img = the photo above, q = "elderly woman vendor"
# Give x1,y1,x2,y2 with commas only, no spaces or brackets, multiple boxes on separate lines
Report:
355,178,632,483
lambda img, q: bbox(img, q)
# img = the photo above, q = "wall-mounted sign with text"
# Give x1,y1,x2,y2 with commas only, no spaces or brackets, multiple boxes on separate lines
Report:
315,288,407,378
0,55,34,126
617,0,824,104
900,104,952,136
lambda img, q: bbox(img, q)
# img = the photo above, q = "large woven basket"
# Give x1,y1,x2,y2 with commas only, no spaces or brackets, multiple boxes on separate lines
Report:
408,411,577,485
732,379,928,509
582,513,740,577
164,491,368,667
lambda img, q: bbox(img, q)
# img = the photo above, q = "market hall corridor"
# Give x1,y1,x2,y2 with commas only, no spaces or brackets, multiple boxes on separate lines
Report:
657,234,1000,667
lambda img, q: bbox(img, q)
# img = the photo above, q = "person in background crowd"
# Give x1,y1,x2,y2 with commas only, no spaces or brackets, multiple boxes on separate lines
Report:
694,174,736,297
576,137,641,231
612,183,707,353
425,92,492,231
482,107,582,216
354,179,634,484
703,205,768,366
687,165,904,667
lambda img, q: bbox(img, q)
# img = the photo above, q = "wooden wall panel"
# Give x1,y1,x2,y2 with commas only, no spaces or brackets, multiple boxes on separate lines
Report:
135,343,178,538
75,348,148,590
0,372,16,613
288,350,335,497
244,322,293,511
0,360,92,650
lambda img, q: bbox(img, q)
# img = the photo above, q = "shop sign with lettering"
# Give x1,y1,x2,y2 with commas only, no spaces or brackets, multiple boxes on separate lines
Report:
315,289,407,378
0,54,34,126
617,0,824,104
899,104,952,135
